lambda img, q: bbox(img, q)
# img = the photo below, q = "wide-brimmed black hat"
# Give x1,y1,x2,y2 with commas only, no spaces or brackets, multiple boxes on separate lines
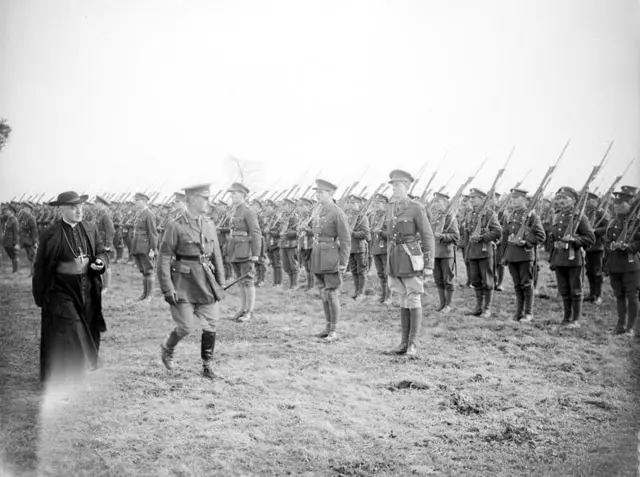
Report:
49,191,89,206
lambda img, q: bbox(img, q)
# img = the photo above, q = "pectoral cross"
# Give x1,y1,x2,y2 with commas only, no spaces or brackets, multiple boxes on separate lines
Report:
78,249,88,264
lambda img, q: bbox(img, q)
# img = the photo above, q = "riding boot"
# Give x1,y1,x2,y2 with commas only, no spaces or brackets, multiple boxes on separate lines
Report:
480,289,492,318
513,289,524,321
571,297,583,323
316,299,331,338
405,307,423,356
201,331,222,379
160,330,183,370
137,276,148,301
443,288,454,313
615,297,627,332
143,275,155,301
389,308,410,354
435,287,446,312
466,288,483,316
495,266,504,291
522,287,534,321
291,272,298,289
561,297,572,323
627,295,639,332
324,290,340,341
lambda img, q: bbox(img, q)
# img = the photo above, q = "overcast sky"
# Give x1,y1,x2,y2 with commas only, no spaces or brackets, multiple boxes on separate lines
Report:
0,0,637,201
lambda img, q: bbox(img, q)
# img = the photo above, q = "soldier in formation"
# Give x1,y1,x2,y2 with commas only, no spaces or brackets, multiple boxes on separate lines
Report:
131,192,158,301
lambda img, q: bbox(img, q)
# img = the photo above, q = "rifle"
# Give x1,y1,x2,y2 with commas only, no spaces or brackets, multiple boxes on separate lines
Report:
593,157,635,228
338,182,359,208
498,168,532,215
611,191,640,262
471,147,516,251
513,141,570,241
562,140,613,260
408,159,431,196
418,152,449,202
349,183,385,230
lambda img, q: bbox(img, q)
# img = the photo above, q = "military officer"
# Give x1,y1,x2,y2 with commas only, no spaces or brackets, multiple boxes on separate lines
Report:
462,188,502,318
370,193,391,304
19,202,39,276
603,186,640,335
95,196,115,293
2,204,21,273
227,183,262,323
549,187,595,327
386,170,435,356
158,184,226,379
131,192,159,301
310,179,351,341
431,192,460,313
346,195,371,301
584,192,609,304
500,188,546,322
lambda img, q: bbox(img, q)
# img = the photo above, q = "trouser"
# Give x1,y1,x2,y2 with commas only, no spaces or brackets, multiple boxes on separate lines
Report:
555,265,583,322
585,250,604,298
4,246,18,272
433,257,455,291
508,260,535,317
468,257,494,290
282,247,299,288
300,248,313,288
267,248,282,285
610,271,640,331
349,252,368,295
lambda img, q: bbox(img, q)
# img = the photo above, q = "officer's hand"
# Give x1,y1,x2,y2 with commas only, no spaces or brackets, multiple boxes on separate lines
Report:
148,249,156,259
339,264,347,274
13,244,20,252
518,239,527,246
618,243,629,251
561,235,575,243
90,258,105,271
250,255,259,262
423,268,433,277
164,291,178,306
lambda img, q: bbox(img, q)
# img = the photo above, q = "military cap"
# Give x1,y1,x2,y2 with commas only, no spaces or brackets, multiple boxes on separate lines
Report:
95,195,111,206
174,192,186,202
468,188,487,198
407,193,419,200
613,188,636,203
346,194,363,202
586,191,599,201
433,191,450,200
556,186,578,201
388,169,414,184
50,191,89,206
251,198,263,207
134,192,150,201
2,203,17,213
184,183,211,198
510,188,528,198
298,197,314,206
373,193,389,203
313,179,338,192
620,185,639,196
227,182,250,195
494,192,501,198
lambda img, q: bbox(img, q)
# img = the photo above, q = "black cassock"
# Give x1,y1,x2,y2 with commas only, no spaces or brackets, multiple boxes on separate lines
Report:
32,219,109,382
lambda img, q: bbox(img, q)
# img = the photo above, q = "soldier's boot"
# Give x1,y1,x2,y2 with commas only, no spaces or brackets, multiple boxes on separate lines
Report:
389,308,410,354
568,297,583,328
480,289,493,318
307,272,314,290
290,272,299,290
614,297,627,333
137,277,148,301
521,287,534,322
12,258,19,273
560,297,572,324
626,295,638,333
512,289,524,321
593,277,603,305
442,288,454,313
466,288,483,316
378,278,387,303
116,248,124,262
405,307,423,356
324,290,340,342
494,266,504,291
315,299,332,338
143,275,155,301
237,286,255,323
160,330,182,370
435,287,446,312
201,331,223,380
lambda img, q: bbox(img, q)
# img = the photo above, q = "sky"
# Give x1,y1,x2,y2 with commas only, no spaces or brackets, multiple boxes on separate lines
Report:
0,0,637,202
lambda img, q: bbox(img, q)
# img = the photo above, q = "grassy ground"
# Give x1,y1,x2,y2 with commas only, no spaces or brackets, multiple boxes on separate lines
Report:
1,250,638,476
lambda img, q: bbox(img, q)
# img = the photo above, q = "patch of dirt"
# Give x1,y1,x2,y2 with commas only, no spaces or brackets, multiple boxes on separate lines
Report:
386,380,430,391
447,390,484,415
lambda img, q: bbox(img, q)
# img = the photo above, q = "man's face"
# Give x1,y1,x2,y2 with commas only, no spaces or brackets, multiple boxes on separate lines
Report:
470,195,483,208
251,202,263,214
230,191,244,205
431,197,446,213
172,201,187,212
135,199,146,210
613,201,630,215
346,200,359,212
61,204,83,223
587,197,598,208
391,181,409,197
555,193,574,210
315,190,331,204
509,195,526,210
188,194,208,214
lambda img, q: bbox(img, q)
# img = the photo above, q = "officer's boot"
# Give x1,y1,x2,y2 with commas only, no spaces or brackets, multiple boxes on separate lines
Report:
435,287,446,312
201,331,223,380
569,297,583,328
12,257,18,273
495,266,504,291
324,290,340,342
405,307,423,356
443,288,454,313
626,295,638,334
560,297,572,324
316,298,331,338
307,271,314,290
291,271,299,290
137,277,148,301
388,308,410,354
512,289,524,321
276,267,283,286
480,289,493,318
160,330,182,370
614,297,627,333
466,288,483,316
143,275,155,301
521,287,534,322
593,275,603,305
378,278,387,303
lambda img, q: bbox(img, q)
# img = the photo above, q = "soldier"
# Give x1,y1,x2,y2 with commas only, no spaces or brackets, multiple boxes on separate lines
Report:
95,196,115,293
32,191,109,383
2,204,21,273
603,186,640,336
500,188,546,322
494,193,507,292
431,192,460,313
310,179,351,341
549,187,595,327
458,195,473,287
19,202,39,276
584,192,609,305
158,184,226,379
385,170,435,356
280,198,301,289
251,199,268,287
297,197,316,291
265,200,284,287
462,188,502,317
113,207,125,263
346,195,371,302
227,183,262,323
370,193,391,305
131,192,158,301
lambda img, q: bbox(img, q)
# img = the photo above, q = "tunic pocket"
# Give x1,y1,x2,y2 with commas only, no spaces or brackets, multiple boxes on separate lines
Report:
232,236,251,261
402,243,424,272
318,242,340,273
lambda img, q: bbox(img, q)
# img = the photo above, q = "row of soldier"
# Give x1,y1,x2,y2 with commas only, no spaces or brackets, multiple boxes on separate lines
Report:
3,166,640,381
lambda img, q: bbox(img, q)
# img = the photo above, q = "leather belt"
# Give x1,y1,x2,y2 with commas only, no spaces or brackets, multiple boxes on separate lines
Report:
232,231,248,236
56,259,90,275
390,237,416,245
175,254,201,262
316,236,336,243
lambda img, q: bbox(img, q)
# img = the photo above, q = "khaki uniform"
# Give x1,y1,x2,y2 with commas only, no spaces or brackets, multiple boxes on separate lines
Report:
228,202,262,284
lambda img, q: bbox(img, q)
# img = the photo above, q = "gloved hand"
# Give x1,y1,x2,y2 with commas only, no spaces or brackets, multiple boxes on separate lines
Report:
164,291,178,306
90,258,105,271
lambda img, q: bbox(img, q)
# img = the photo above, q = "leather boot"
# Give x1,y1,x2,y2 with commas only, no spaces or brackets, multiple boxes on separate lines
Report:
276,267,283,286
307,271,314,290
378,278,387,303
513,289,524,321
614,297,627,333
324,290,340,342
466,288,483,316
201,331,222,379
12,258,18,273
160,330,182,370
143,275,155,301
627,295,639,332
291,272,299,289
569,298,583,328
405,307,423,356
521,287,534,322
137,277,148,300
561,297,572,324
443,288,454,313
495,266,504,291
389,308,410,354
435,287,446,312
316,300,331,337
480,289,492,318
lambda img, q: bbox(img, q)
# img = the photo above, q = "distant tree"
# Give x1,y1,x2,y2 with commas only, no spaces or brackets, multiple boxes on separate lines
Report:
0,118,11,152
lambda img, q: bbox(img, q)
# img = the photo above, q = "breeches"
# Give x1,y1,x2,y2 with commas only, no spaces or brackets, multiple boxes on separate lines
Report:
507,261,534,292
232,261,256,285
300,248,312,272
388,275,423,309
373,253,387,279
609,271,639,299
314,272,343,293
282,248,299,274
554,266,583,299
3,246,17,260
170,301,219,336
134,254,154,275
468,258,494,290
433,257,455,290
348,253,367,276
267,248,282,268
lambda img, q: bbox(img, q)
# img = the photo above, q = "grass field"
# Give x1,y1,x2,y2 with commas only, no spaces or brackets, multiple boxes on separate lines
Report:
1,250,639,476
